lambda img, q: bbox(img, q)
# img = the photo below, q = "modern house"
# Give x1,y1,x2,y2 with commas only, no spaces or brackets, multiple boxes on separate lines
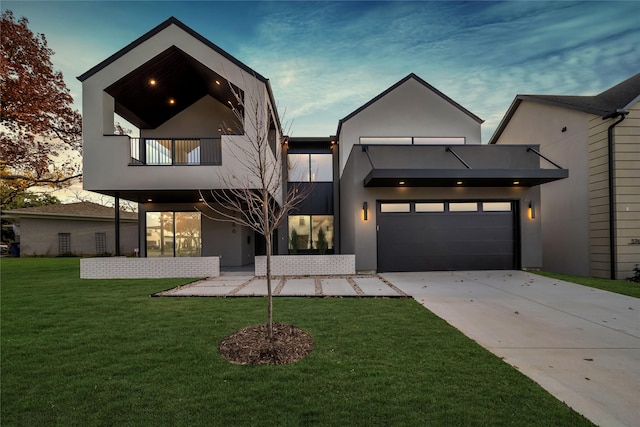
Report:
490,74,640,279
78,17,283,267
2,202,137,257
79,17,569,273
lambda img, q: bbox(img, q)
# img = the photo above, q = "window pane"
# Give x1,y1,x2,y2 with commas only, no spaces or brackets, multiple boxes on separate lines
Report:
288,154,309,182
414,137,465,145
146,212,174,257
288,215,311,251
310,154,332,182
449,202,478,212
360,137,412,145
416,202,444,212
380,203,411,213
312,215,333,252
483,202,512,212
175,212,201,257
146,139,172,165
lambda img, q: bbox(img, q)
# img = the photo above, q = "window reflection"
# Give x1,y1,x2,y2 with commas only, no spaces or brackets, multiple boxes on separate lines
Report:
146,212,201,257
288,154,332,182
288,215,333,253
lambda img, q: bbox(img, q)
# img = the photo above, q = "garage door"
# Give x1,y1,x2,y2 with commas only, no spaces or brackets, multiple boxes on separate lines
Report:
377,201,517,272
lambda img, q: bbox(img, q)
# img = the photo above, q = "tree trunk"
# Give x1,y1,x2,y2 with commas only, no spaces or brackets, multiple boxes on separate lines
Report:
264,199,273,341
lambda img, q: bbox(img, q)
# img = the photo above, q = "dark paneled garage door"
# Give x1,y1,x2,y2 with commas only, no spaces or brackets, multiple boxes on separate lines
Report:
377,201,517,272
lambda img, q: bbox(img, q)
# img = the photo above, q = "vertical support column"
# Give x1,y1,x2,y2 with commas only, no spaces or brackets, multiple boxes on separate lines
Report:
115,192,121,256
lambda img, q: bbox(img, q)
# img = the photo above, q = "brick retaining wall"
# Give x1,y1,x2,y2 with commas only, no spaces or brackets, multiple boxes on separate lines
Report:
80,257,220,279
255,255,355,276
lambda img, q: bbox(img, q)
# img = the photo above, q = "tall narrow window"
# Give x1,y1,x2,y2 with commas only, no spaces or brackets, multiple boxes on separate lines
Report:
58,233,71,256
175,212,202,257
95,232,107,255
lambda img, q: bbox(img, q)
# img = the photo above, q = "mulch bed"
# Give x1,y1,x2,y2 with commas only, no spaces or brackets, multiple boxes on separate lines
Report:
218,322,314,365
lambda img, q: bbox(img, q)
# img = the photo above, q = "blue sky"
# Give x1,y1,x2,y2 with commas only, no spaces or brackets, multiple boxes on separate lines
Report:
4,1,640,143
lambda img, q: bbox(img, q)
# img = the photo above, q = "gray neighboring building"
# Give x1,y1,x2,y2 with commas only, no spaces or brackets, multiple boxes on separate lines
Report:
490,73,640,279
2,202,137,257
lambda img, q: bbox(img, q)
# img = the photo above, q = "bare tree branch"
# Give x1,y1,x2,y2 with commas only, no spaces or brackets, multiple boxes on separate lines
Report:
197,74,310,340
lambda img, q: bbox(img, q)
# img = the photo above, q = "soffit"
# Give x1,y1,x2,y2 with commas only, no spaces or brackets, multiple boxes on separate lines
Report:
364,168,568,187
104,46,242,129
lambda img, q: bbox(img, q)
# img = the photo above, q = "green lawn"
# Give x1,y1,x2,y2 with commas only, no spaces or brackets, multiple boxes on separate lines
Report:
1,258,593,426
534,271,640,298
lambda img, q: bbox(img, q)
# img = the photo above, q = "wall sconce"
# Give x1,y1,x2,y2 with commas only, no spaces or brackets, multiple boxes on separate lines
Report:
363,201,368,221
528,201,535,219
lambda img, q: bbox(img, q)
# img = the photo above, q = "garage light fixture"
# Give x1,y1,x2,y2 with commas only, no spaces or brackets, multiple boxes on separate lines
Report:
528,201,535,219
399,181,405,185
456,181,463,185
513,181,520,185
363,201,368,221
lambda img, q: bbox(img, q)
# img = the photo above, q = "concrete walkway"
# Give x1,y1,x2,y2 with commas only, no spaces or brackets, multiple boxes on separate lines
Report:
383,270,640,427
158,272,408,297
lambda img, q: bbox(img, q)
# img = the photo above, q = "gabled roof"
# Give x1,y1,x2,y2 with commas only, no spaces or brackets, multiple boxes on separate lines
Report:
489,72,640,144
76,17,280,131
2,202,137,221
336,73,484,138
77,16,266,83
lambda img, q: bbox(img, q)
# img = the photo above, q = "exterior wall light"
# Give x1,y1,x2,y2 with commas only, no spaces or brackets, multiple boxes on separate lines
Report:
528,201,535,219
363,201,368,221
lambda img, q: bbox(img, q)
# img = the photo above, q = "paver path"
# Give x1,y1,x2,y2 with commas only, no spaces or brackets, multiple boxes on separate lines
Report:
158,274,408,297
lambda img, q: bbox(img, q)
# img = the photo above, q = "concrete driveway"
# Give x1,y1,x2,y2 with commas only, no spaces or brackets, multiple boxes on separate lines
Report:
383,270,640,427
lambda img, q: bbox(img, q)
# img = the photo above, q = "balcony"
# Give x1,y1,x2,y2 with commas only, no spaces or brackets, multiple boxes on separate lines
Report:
129,137,222,166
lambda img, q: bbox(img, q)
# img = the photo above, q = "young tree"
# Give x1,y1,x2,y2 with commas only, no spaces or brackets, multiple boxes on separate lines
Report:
199,81,309,340
0,10,82,206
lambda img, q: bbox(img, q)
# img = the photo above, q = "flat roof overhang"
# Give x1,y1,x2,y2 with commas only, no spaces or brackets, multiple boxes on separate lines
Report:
364,168,568,187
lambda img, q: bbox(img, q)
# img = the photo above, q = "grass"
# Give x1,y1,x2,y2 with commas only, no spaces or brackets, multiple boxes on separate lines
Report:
534,271,640,298
1,258,593,426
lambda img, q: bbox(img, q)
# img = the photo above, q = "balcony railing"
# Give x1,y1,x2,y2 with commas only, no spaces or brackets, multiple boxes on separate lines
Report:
129,137,222,166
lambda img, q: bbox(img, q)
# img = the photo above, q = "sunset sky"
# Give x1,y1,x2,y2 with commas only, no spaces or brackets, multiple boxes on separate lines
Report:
4,0,639,143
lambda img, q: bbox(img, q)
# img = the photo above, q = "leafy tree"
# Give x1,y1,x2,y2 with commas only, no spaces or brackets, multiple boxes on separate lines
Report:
0,10,82,206
0,185,60,210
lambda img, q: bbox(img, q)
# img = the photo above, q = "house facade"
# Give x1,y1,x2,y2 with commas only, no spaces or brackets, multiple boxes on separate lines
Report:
490,74,640,279
79,17,568,273
78,17,283,267
2,202,137,257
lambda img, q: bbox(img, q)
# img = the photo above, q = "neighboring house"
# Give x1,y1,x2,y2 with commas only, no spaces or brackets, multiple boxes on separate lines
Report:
2,202,137,257
79,17,568,272
490,73,640,279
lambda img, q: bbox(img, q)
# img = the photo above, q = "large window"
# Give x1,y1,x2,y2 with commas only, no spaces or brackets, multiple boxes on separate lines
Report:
288,154,332,182
146,212,201,257
288,215,333,253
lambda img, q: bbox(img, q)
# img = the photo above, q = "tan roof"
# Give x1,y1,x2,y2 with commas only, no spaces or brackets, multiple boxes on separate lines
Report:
2,202,138,221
